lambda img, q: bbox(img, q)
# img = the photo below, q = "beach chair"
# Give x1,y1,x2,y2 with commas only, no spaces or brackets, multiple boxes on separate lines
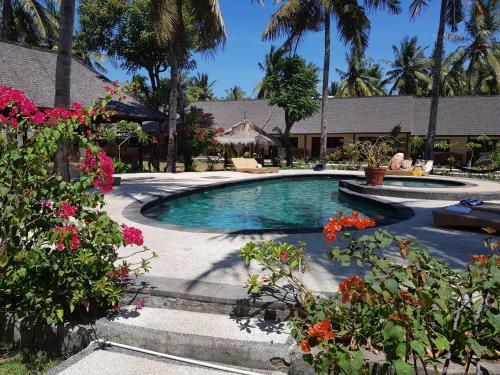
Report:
386,160,434,176
231,158,279,174
432,203,500,231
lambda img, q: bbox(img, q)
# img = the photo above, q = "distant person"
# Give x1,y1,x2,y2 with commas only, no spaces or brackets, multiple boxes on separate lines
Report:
389,153,407,170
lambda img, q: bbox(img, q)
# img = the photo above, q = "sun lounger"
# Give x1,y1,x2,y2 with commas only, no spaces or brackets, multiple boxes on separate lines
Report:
432,202,500,231
231,158,279,174
386,160,433,176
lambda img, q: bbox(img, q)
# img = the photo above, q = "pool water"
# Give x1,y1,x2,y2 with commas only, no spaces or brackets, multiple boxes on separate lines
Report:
143,177,396,231
383,178,462,188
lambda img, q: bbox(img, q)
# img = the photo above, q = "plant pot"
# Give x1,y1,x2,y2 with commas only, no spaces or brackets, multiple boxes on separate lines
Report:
112,176,122,186
364,167,386,186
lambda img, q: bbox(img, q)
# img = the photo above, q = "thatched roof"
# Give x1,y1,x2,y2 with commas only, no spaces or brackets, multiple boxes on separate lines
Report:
219,120,280,146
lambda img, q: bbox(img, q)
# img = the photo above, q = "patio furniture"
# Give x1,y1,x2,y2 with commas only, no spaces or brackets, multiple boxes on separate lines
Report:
231,158,279,174
385,160,434,176
432,203,500,231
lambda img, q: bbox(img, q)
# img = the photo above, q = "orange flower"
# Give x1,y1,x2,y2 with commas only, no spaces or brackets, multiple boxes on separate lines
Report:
301,339,311,352
323,213,376,242
307,320,336,342
339,276,366,304
471,254,489,265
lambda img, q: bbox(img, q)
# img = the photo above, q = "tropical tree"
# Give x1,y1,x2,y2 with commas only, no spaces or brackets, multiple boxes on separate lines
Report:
225,85,247,100
335,49,386,96
264,56,319,166
187,73,217,101
446,0,499,95
409,0,471,159
152,0,226,173
254,45,287,98
384,36,431,95
0,0,59,45
264,0,401,160
328,81,339,96
53,0,75,180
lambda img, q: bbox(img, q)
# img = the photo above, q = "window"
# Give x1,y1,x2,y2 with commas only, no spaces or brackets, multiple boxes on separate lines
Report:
357,137,378,143
327,137,344,148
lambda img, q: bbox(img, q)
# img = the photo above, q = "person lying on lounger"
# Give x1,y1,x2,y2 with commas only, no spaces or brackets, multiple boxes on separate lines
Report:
389,153,407,170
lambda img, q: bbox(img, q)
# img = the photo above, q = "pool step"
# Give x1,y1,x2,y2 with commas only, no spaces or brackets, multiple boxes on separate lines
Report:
94,306,294,371
125,275,298,320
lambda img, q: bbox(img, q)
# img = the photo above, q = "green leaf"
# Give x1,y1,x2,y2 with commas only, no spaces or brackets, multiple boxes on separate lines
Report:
467,338,488,357
0,255,8,268
393,359,413,375
56,309,64,322
384,278,399,294
410,340,426,358
432,337,450,351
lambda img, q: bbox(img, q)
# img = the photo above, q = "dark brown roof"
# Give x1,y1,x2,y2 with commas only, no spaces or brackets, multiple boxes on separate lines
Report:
0,41,167,122
192,95,500,136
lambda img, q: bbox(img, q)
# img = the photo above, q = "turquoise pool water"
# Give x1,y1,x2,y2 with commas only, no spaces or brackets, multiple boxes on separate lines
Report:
383,179,462,188
143,177,396,231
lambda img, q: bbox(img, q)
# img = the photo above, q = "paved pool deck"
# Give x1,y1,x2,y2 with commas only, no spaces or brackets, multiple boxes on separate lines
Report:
105,171,500,293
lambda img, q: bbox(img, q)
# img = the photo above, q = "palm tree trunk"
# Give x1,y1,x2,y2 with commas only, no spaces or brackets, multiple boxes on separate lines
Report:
319,3,331,162
53,0,75,181
1,0,16,40
165,48,178,173
424,0,447,160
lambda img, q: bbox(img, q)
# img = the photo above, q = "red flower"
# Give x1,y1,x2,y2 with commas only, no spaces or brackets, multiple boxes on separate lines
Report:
279,252,289,261
307,320,336,343
471,254,489,266
119,266,129,279
323,212,376,242
79,150,114,193
55,202,77,219
54,224,80,251
121,224,144,246
301,339,311,353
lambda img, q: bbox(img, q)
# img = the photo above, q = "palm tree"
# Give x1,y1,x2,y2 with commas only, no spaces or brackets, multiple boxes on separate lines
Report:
1,0,59,45
446,0,499,95
187,73,217,101
254,45,286,98
264,0,401,160
335,49,386,96
328,81,339,96
384,36,431,95
225,86,247,100
410,0,470,159
152,0,226,173
53,0,75,180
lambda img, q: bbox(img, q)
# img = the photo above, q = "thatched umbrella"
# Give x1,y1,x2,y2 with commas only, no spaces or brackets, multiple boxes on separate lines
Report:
219,120,279,155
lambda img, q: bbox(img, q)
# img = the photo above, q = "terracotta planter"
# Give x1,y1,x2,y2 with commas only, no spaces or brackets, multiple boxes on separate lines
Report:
112,176,122,186
364,167,386,186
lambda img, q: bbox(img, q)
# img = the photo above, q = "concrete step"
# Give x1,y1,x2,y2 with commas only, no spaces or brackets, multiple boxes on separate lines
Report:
47,342,287,375
94,306,294,371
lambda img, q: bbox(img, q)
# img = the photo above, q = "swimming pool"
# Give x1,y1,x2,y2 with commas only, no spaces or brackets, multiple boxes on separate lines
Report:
142,176,402,232
382,178,464,188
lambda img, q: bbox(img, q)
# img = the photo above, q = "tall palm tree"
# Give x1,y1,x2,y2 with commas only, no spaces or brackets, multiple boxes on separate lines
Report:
410,0,469,159
225,85,247,100
335,49,386,96
384,36,431,95
264,0,401,160
1,0,59,45
53,0,75,180
152,0,226,173
328,81,339,96
187,73,217,101
446,0,499,95
254,45,286,98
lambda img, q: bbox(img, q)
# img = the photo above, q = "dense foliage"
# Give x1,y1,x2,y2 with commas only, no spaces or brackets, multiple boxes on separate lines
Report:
241,212,499,374
0,84,156,325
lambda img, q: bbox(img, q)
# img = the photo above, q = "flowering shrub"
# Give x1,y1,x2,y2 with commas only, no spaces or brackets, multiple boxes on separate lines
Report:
240,213,499,374
0,84,156,324
177,106,224,171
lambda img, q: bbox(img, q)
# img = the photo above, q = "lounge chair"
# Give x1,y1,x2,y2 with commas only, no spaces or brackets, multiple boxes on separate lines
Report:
231,158,279,174
386,160,433,176
432,203,500,231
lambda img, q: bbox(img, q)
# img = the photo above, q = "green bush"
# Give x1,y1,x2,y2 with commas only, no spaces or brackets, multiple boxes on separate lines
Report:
0,84,156,325
241,212,499,374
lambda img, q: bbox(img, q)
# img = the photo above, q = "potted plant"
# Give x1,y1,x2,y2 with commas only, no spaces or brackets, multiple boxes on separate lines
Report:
358,138,392,186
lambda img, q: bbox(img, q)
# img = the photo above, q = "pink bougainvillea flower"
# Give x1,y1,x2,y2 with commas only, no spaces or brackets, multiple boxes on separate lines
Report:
279,252,289,261
135,298,145,310
121,224,144,246
55,202,77,220
54,224,80,252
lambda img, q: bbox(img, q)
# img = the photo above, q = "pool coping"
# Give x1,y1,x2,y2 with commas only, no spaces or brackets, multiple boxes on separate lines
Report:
339,179,500,200
125,174,416,235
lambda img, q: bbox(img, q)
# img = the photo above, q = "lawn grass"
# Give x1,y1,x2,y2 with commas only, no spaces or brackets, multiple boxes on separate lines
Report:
0,344,66,375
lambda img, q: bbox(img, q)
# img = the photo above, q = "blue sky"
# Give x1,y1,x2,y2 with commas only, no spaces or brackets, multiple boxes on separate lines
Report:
101,0,464,98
